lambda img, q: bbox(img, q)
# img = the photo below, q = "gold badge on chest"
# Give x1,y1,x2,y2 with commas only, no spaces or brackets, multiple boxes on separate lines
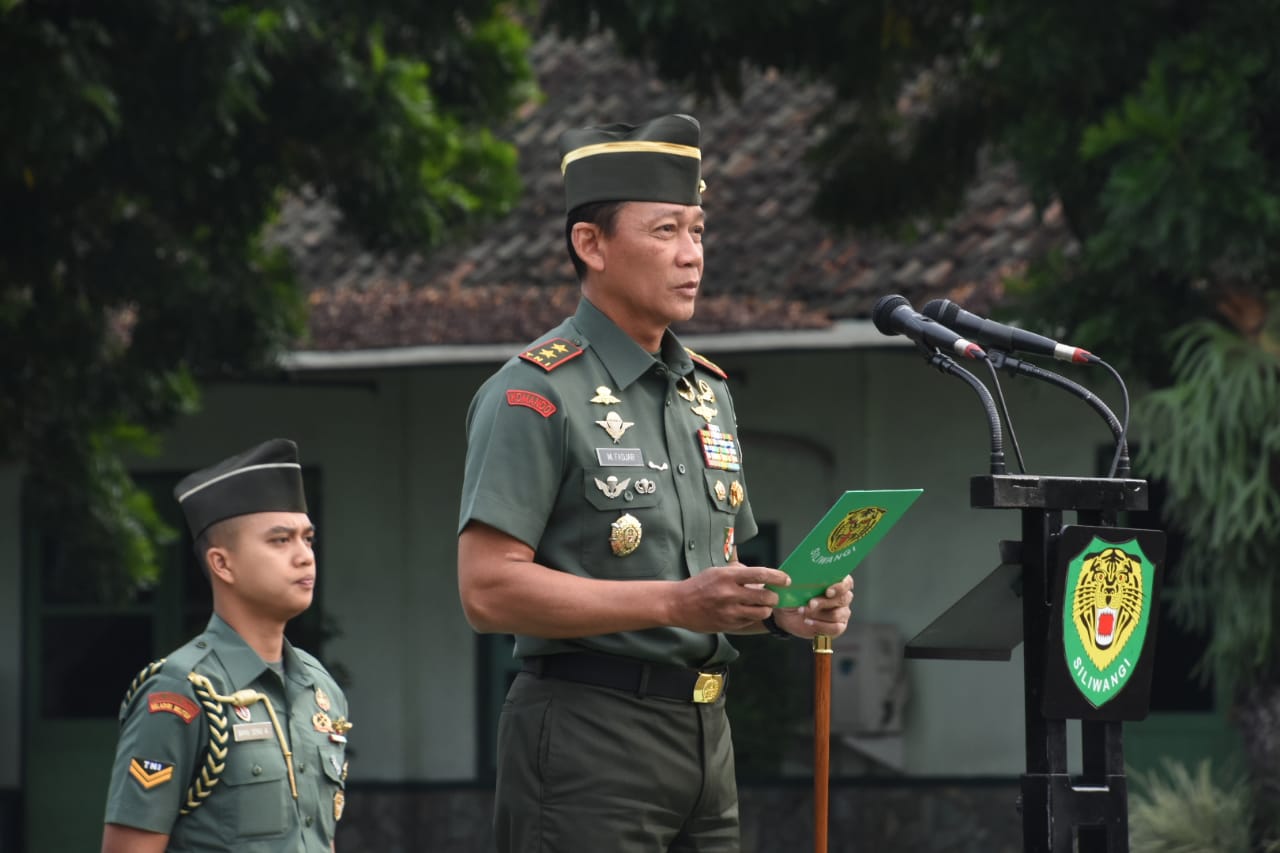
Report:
609,513,643,557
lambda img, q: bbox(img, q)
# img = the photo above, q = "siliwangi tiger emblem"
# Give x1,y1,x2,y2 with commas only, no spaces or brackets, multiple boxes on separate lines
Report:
1070,547,1145,672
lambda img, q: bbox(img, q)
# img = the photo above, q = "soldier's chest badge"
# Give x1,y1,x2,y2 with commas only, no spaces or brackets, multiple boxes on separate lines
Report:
596,411,634,443
698,424,741,471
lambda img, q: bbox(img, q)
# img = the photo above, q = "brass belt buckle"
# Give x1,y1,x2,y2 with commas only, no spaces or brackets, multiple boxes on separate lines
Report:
692,672,724,704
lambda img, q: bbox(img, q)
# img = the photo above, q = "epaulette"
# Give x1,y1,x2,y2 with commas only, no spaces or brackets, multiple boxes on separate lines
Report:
519,337,584,372
686,347,727,379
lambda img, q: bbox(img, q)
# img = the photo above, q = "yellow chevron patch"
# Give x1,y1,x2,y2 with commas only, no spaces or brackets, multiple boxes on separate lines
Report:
129,758,174,790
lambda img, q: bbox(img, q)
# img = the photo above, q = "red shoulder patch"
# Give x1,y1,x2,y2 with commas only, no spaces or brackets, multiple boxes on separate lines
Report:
686,347,727,379
519,337,584,372
506,389,557,418
147,691,200,724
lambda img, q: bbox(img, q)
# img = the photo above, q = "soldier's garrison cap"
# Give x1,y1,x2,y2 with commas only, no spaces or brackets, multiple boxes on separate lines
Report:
174,438,308,538
559,113,704,211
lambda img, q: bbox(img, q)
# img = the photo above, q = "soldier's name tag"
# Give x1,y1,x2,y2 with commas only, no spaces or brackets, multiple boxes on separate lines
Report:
233,721,274,742
597,447,644,467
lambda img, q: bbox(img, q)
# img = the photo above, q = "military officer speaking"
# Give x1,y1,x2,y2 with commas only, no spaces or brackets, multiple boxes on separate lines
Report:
102,439,350,853
458,114,855,851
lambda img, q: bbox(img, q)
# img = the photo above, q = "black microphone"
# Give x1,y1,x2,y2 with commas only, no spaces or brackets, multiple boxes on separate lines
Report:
922,298,1097,364
872,294,986,360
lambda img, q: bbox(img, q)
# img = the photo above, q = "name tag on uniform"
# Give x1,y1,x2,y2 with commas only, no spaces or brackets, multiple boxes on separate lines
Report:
233,722,274,742
597,447,644,466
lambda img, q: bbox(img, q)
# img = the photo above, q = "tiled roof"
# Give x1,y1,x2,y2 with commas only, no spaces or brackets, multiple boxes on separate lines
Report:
273,32,1072,352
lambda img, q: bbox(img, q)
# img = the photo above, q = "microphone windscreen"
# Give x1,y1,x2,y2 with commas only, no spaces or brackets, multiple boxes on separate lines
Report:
872,294,909,336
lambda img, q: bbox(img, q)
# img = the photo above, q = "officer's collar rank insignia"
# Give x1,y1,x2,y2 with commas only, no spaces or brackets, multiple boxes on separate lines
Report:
685,347,728,379
519,337,584,372
596,411,635,443
698,425,742,471
590,386,621,405
129,758,174,790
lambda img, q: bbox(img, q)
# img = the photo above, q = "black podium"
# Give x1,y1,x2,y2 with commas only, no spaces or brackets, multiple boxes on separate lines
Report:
907,474,1166,852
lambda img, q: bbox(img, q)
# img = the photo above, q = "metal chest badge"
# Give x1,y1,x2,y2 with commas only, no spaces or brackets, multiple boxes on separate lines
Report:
698,424,741,471
610,513,643,556
314,687,331,712
1062,537,1155,708
596,411,635,443
334,790,345,821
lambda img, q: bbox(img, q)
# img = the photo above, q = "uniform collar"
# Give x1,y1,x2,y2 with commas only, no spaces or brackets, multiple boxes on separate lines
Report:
204,613,314,690
571,298,694,389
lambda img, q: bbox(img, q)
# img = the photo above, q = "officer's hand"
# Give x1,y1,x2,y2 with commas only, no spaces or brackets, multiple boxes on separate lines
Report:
670,563,791,633
771,575,855,640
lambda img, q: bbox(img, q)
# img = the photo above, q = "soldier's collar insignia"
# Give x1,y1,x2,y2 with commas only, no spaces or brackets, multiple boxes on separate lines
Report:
685,347,727,379
520,337,584,372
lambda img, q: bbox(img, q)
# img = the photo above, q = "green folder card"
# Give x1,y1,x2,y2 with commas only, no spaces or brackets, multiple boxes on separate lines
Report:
768,489,923,608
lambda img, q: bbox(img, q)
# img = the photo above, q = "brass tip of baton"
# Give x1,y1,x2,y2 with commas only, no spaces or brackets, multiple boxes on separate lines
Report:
813,635,833,654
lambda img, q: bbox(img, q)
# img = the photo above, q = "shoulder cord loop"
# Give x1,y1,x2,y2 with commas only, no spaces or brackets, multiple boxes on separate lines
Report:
186,673,298,800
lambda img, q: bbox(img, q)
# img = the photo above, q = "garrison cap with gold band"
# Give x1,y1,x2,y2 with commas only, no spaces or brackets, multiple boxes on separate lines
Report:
458,114,758,691
103,439,350,852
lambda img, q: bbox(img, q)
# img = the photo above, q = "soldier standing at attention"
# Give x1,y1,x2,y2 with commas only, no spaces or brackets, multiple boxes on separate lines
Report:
102,439,350,853
457,114,855,852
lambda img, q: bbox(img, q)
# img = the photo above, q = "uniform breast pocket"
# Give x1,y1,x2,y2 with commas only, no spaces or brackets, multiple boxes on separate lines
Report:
218,744,291,839
317,743,347,839
703,470,742,564
581,470,672,579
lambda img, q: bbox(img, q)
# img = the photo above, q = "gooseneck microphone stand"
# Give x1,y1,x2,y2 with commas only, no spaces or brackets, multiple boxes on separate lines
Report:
984,349,1130,477
925,348,1008,475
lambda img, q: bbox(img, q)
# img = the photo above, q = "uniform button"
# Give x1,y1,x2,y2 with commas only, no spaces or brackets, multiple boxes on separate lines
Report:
688,541,696,551
657,366,668,377
252,765,263,776
305,816,314,827
677,464,687,474
196,641,207,649
297,763,306,773
666,397,671,406
624,492,634,502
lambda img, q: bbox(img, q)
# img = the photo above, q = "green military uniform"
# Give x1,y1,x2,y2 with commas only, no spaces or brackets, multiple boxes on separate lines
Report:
459,296,758,668
460,111,761,851
104,615,349,851
461,299,757,851
103,438,349,852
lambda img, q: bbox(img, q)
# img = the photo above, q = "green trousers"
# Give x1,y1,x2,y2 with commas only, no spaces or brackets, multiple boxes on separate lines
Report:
494,671,740,853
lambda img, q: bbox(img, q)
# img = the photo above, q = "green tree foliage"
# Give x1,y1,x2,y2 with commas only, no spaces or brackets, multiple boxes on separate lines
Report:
1,0,535,596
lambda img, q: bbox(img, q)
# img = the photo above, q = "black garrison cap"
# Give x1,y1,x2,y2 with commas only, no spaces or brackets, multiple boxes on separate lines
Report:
174,439,308,538
559,113,705,211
